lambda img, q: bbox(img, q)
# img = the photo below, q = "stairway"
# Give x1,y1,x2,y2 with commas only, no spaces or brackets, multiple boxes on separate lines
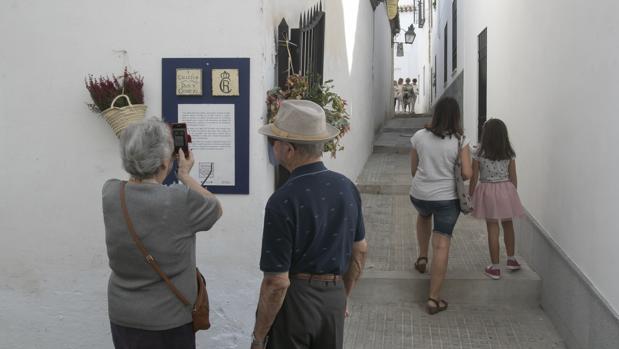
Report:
343,116,565,348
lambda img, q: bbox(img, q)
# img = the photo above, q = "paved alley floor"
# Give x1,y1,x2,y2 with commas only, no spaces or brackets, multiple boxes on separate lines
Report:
343,116,565,349
344,302,563,349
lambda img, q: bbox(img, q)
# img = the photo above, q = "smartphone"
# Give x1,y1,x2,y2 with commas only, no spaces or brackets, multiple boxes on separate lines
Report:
171,123,191,157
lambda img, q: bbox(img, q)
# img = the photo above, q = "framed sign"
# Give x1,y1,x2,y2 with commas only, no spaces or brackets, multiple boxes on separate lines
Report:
162,58,250,194
212,69,239,96
176,68,202,96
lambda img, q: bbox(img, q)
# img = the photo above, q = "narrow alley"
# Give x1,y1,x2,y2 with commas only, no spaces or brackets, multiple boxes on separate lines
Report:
344,115,564,348
2,0,619,348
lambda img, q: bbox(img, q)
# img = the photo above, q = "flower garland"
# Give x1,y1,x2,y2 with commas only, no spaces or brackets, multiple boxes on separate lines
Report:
266,74,351,158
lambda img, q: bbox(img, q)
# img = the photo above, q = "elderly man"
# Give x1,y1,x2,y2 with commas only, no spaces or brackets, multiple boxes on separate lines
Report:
250,100,368,349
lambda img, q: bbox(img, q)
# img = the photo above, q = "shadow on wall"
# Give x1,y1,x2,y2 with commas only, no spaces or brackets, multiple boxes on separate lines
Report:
321,0,380,180
435,70,463,115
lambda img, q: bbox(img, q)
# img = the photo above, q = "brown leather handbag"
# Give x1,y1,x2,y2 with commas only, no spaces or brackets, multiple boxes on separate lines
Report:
120,181,211,332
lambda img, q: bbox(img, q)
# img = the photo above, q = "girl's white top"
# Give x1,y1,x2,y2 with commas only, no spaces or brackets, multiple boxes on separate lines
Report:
472,146,512,183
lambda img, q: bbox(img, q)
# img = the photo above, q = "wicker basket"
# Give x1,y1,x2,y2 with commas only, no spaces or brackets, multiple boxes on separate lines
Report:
101,94,147,137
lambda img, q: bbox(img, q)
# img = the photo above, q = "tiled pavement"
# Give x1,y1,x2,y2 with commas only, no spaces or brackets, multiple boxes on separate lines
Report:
344,302,564,349
344,116,566,348
361,193,513,274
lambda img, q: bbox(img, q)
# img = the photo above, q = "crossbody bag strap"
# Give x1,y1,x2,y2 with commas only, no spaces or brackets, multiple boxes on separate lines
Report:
455,134,463,164
119,181,191,306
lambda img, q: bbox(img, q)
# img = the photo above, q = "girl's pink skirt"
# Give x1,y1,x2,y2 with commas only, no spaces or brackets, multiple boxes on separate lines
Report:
471,181,525,220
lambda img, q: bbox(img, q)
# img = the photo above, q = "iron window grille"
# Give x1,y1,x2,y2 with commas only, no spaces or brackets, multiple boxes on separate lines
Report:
452,0,457,71
418,0,426,28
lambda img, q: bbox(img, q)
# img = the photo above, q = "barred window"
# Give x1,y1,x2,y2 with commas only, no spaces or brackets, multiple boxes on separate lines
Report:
452,0,458,71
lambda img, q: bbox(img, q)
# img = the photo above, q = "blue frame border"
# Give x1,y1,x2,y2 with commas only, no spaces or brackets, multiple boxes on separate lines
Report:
162,58,250,194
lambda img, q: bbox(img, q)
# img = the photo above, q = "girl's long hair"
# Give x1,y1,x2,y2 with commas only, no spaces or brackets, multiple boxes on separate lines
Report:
425,97,463,138
477,118,515,160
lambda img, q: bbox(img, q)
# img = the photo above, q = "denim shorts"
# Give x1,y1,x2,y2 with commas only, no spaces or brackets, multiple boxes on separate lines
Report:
409,196,460,237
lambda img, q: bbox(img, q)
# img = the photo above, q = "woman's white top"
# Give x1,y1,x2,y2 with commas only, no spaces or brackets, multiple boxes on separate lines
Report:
410,129,468,201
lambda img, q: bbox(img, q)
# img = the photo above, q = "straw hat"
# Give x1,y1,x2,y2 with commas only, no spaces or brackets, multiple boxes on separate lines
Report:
259,100,340,144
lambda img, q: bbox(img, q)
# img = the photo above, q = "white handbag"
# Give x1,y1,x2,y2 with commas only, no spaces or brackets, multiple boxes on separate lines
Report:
455,136,473,214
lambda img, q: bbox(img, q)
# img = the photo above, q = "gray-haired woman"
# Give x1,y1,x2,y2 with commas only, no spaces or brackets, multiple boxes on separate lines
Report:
102,118,222,348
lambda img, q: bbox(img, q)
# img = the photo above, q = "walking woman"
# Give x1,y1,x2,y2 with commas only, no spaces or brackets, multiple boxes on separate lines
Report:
102,119,222,348
409,97,472,314
396,78,404,112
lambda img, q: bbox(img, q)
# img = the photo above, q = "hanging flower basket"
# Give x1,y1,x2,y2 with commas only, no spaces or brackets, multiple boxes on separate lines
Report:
101,94,147,137
266,74,351,158
85,68,146,137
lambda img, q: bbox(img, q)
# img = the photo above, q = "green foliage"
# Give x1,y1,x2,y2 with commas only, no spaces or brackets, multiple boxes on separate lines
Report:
266,74,350,158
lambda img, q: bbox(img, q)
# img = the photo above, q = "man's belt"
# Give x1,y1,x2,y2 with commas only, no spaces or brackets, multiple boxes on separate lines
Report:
291,273,342,282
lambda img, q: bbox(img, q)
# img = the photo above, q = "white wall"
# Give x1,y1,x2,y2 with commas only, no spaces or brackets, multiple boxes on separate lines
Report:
392,10,417,81
393,1,432,113
0,0,391,348
320,0,386,176
0,1,273,348
373,3,395,131
268,0,387,178
429,0,464,104
443,0,619,313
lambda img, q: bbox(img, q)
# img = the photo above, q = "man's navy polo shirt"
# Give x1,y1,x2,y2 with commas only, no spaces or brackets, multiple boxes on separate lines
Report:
260,162,365,275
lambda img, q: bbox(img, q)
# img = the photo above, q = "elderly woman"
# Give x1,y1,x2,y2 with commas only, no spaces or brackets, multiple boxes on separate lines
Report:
409,97,472,315
102,119,222,348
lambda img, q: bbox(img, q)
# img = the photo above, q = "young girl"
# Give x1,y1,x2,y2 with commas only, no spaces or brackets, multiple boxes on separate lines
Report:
469,119,525,280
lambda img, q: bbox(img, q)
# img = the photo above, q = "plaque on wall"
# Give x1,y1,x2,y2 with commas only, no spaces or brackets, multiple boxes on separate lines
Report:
162,58,250,194
211,69,239,96
176,68,203,96
178,103,236,186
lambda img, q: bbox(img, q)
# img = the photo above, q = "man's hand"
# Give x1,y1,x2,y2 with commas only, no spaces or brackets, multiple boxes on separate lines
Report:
250,341,266,349
252,273,290,346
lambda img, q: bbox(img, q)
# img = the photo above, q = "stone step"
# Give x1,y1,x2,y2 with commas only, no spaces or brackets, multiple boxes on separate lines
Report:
353,265,541,306
394,112,432,119
356,153,410,194
373,132,414,154
343,301,565,349
355,193,542,307
381,127,421,133
382,116,430,132
372,117,430,153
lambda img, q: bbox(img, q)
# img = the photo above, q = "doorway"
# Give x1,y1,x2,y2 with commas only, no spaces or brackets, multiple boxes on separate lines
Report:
478,28,487,141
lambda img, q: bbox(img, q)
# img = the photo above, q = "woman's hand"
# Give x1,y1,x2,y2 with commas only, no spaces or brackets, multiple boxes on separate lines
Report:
469,159,480,196
177,149,194,179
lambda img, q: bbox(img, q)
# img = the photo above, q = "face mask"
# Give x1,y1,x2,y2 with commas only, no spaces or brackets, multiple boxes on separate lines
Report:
267,142,279,167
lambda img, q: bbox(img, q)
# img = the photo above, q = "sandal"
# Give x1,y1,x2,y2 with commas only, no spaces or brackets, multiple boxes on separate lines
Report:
426,298,448,315
414,257,428,274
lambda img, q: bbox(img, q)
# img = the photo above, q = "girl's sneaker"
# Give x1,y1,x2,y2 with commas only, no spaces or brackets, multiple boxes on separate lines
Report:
484,266,501,280
506,258,521,271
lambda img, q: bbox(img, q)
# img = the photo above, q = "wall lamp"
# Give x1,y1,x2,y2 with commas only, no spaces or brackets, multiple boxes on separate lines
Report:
394,24,416,45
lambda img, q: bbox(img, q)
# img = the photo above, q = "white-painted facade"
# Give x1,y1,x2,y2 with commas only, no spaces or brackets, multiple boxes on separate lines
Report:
423,0,619,314
393,0,432,113
0,1,392,347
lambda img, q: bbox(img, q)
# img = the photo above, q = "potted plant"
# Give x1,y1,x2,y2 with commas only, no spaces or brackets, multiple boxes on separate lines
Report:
266,74,351,158
85,67,146,137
